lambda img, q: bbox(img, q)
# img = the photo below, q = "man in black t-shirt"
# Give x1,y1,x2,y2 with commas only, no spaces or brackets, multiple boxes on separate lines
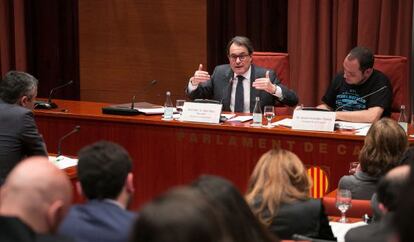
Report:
318,47,392,123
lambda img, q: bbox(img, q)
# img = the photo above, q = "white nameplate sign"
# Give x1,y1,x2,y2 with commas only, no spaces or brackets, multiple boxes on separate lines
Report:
180,102,222,124
292,109,336,132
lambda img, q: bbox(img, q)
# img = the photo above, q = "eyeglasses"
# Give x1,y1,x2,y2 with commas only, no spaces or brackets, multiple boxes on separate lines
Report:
229,54,250,62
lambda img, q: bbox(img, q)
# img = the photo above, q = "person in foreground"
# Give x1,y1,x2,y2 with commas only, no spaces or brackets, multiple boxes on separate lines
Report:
130,186,234,242
0,71,47,185
0,156,73,242
58,141,136,242
245,149,335,240
191,175,277,242
345,165,409,242
317,46,392,123
186,36,298,113
338,118,407,200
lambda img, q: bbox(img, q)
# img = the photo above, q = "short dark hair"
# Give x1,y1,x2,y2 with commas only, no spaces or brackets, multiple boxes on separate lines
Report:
77,140,132,200
226,36,254,56
377,166,409,211
347,46,374,72
0,71,38,104
131,187,228,242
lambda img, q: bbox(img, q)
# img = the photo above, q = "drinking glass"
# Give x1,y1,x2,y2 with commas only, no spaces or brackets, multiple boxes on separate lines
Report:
336,189,352,223
263,106,275,128
176,99,185,117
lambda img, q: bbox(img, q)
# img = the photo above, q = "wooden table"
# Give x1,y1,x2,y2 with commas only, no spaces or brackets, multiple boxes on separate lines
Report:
34,99,413,209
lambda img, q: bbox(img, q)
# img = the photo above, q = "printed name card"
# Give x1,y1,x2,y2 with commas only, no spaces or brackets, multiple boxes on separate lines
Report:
180,102,222,124
292,110,336,132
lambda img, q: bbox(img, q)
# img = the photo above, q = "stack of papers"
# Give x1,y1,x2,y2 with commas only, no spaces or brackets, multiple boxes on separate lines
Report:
329,221,367,242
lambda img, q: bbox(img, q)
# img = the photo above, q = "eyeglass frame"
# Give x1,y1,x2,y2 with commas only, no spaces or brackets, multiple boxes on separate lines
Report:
228,54,251,62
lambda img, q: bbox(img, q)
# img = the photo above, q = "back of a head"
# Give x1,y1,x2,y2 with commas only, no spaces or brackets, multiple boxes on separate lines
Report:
0,71,38,104
0,156,72,233
130,186,229,242
347,46,374,71
77,140,132,200
246,149,311,224
359,118,408,177
191,175,276,242
377,165,410,212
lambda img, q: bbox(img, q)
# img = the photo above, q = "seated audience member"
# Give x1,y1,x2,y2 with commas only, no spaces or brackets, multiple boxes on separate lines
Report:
191,175,277,242
58,141,136,242
130,186,232,242
317,46,392,123
394,158,414,242
186,36,298,113
338,118,407,199
0,71,47,185
245,149,335,240
345,165,410,242
0,156,73,242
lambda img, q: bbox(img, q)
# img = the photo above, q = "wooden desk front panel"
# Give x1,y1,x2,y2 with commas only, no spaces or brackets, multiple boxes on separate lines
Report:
35,100,365,210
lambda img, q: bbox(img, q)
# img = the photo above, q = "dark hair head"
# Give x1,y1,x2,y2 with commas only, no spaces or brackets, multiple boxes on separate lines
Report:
226,36,254,56
0,71,38,104
347,46,374,72
191,175,276,242
77,140,132,199
130,186,230,242
377,165,409,211
359,118,408,177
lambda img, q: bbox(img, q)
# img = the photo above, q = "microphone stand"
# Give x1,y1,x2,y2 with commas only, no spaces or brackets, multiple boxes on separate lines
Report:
57,125,80,157
35,80,74,109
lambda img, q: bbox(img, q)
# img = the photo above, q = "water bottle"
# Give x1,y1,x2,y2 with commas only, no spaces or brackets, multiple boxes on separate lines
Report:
163,91,174,120
252,97,262,127
398,105,408,133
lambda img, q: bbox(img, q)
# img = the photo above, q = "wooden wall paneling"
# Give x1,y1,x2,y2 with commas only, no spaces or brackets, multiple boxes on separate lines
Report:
78,0,207,105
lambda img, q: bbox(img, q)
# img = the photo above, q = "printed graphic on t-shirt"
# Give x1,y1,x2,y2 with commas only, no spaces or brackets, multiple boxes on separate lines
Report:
335,89,366,111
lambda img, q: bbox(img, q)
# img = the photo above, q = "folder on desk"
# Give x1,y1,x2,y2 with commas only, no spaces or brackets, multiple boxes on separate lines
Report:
102,102,163,116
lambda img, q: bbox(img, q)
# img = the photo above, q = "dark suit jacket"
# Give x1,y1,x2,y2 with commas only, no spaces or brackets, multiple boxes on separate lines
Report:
0,216,73,242
58,200,136,242
187,64,298,112
0,100,47,184
345,213,395,242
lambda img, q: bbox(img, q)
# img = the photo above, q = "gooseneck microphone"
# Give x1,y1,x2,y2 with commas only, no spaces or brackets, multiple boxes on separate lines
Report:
220,76,235,106
35,80,74,109
102,80,159,115
57,125,80,157
335,85,387,111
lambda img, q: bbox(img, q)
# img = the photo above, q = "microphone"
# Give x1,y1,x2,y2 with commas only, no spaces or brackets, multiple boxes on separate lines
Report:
335,86,387,111
35,80,74,109
57,125,80,157
102,80,159,115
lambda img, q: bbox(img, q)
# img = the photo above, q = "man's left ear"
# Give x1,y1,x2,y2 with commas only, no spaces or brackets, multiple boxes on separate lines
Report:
364,68,373,78
46,200,66,233
19,95,30,108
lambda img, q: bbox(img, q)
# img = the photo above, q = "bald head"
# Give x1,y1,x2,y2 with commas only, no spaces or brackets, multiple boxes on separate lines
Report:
0,156,72,233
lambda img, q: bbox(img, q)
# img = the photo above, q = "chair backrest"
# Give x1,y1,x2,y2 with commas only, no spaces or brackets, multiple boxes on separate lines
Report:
322,196,373,218
252,52,292,115
373,55,409,120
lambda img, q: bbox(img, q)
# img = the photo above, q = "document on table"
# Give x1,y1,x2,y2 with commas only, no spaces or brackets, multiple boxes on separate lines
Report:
49,156,78,169
330,221,367,242
228,115,253,122
272,118,292,127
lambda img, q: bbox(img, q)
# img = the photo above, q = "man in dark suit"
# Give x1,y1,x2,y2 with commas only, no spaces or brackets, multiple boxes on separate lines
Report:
0,156,74,242
58,141,136,242
0,71,47,185
186,36,298,113
344,165,409,242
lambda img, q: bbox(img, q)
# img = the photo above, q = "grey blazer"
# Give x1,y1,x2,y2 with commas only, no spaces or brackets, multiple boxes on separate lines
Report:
0,100,47,184
186,64,298,112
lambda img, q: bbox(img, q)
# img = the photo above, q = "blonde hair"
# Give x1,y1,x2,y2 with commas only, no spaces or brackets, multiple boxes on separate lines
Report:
359,118,408,177
245,149,312,225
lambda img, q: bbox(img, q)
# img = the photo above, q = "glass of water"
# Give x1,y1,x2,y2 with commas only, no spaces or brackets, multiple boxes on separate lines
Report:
263,106,275,128
336,189,352,223
176,99,185,117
